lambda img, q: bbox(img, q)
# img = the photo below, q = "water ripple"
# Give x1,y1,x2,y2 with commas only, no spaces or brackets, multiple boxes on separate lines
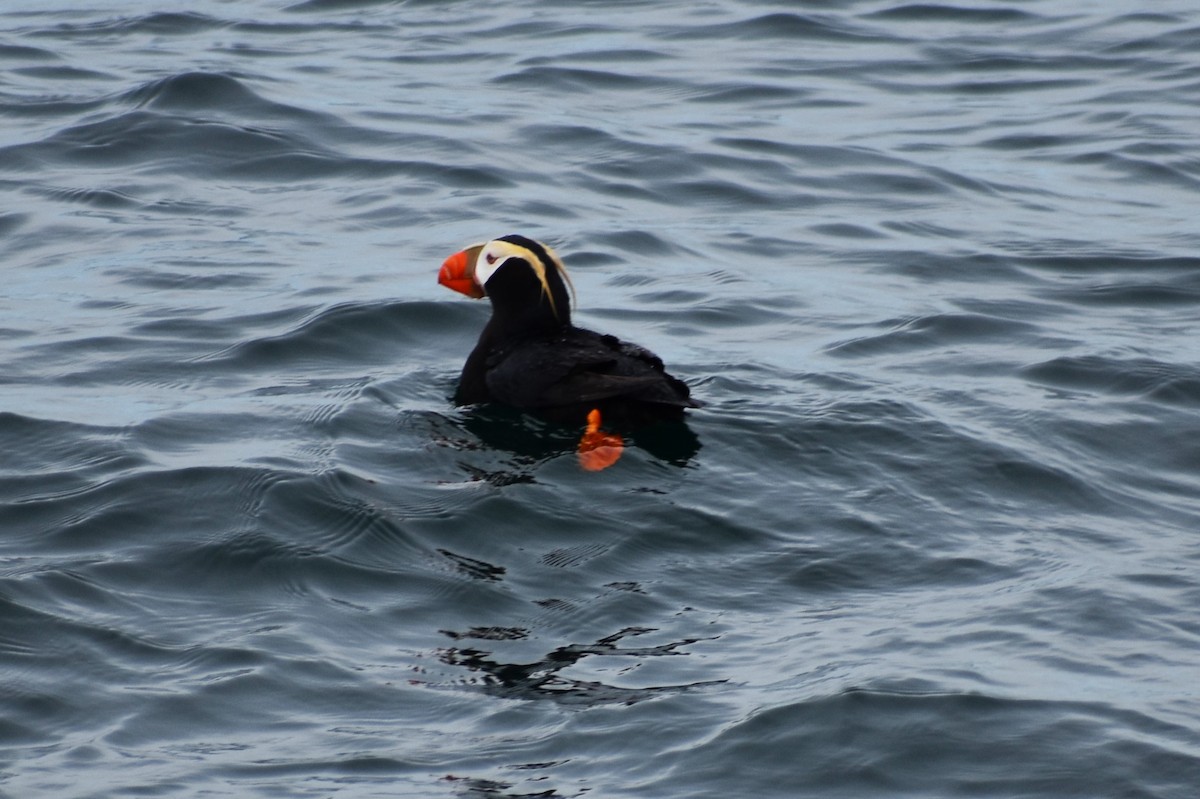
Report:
4,1,1200,797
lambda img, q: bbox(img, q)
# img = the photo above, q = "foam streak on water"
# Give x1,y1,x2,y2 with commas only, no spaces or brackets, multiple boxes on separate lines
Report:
3,2,1200,797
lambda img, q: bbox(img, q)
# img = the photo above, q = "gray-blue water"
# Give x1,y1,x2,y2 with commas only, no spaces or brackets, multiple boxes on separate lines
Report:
3,2,1200,797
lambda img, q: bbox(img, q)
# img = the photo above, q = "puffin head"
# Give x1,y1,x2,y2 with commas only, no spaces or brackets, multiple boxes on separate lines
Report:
439,234,575,324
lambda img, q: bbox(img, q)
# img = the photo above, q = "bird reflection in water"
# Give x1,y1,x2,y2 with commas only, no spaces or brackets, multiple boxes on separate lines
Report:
427,625,724,707
442,772,563,799
431,403,701,485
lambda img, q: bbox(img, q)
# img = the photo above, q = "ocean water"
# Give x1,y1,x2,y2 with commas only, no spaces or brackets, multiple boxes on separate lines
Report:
3,1,1200,797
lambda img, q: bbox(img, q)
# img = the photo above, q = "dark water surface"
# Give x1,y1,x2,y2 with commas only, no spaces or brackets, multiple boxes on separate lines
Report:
4,1,1200,797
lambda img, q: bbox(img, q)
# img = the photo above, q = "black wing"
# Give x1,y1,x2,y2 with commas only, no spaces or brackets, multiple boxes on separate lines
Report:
485,328,695,410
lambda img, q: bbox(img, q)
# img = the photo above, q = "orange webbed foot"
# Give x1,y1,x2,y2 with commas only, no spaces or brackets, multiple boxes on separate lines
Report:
578,408,623,471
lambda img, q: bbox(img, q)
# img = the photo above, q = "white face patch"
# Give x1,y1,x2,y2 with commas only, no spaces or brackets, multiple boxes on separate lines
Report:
470,236,575,320
472,240,517,289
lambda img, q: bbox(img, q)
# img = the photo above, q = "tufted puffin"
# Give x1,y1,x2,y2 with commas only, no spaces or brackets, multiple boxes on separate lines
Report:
438,234,699,470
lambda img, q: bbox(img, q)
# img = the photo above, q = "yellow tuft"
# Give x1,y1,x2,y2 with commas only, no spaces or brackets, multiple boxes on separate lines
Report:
487,238,575,321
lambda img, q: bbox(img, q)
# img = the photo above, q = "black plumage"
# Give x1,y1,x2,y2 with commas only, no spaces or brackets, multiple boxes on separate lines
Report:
442,234,698,428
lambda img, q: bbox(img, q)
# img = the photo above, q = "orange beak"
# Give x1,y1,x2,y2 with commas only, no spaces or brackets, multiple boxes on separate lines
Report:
438,245,486,299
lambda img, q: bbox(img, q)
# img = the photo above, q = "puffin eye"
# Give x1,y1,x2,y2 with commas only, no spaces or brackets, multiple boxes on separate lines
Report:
485,253,497,265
